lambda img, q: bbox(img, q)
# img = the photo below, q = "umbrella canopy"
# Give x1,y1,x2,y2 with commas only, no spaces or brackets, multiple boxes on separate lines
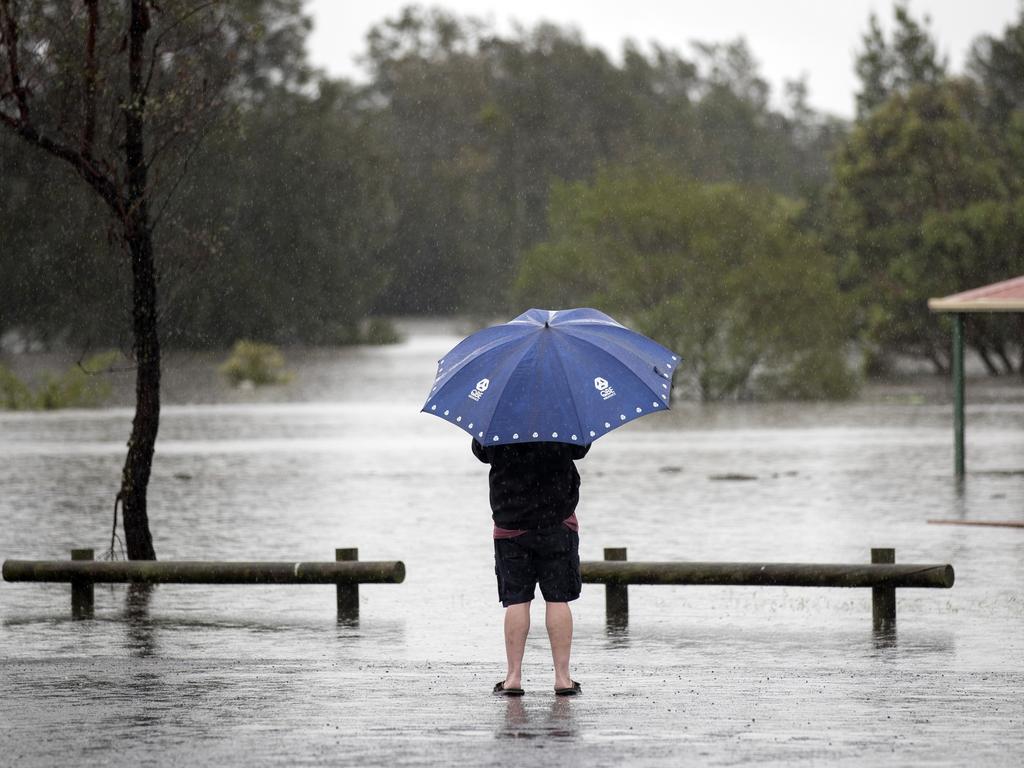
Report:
422,308,681,446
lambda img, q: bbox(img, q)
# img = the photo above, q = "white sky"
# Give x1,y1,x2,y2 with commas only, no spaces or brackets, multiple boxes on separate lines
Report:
304,0,1022,118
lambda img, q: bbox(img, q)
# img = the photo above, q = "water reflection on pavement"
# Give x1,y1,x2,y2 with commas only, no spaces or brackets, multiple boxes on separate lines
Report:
1,327,1022,766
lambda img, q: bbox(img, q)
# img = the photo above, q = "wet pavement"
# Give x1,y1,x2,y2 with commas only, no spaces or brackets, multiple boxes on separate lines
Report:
1,325,1022,765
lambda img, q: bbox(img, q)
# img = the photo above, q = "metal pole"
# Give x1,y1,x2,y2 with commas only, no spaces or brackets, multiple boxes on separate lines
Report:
604,547,628,628
871,548,896,630
70,548,94,619
336,548,359,622
953,313,965,479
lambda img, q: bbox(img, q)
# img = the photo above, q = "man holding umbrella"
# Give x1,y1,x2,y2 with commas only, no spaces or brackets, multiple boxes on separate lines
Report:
472,437,589,697
423,308,680,696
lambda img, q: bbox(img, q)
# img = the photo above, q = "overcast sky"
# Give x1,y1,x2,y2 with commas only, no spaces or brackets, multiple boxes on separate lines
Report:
305,0,1022,118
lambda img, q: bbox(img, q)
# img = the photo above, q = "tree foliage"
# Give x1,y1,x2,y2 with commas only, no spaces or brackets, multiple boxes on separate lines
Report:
835,4,1024,374
515,169,856,400
362,6,843,315
3,2,1021,381
855,2,947,117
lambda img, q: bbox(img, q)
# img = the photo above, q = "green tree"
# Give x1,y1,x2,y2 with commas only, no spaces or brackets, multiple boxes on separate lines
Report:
969,7,1024,122
363,6,842,316
855,2,947,117
164,81,396,347
0,0,309,558
515,168,856,400
829,77,1024,372
0,1,317,352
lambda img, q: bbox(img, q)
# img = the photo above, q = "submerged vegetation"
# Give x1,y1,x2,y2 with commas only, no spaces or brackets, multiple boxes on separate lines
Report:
0,352,120,410
219,341,293,387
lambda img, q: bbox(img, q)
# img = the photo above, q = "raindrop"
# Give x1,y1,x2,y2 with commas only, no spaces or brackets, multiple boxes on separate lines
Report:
604,422,610,428
652,402,659,407
492,436,499,442
619,414,626,421
635,407,642,413
456,416,462,422
552,432,559,438
571,435,578,440
478,432,484,438
468,423,474,429
431,405,437,411
513,433,519,439
589,431,596,437
532,432,539,438
444,410,450,416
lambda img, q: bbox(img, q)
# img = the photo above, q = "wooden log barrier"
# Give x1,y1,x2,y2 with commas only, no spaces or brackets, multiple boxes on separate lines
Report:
580,548,954,630
2,548,405,621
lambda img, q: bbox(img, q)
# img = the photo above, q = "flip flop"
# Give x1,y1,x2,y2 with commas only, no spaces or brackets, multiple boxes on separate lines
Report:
494,681,525,697
555,681,582,696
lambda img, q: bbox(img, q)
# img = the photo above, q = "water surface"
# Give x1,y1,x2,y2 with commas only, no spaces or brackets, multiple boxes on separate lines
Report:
1,323,1022,765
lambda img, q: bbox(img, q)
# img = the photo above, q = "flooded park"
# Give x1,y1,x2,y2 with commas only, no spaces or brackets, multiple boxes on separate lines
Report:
1,320,1022,766
4,1,1024,764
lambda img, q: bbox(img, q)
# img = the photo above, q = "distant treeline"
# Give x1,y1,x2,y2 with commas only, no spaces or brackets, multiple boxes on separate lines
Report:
2,3,1023,390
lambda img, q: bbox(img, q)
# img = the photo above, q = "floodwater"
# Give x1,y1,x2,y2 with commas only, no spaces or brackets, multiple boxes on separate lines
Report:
1,320,1022,766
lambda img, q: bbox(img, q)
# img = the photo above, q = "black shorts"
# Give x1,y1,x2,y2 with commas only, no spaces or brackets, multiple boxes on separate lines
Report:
493,525,581,607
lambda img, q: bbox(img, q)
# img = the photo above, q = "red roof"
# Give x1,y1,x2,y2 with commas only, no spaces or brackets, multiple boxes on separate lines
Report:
928,275,1024,312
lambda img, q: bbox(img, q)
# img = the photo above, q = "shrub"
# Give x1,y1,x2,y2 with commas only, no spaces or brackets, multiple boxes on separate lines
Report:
0,365,33,409
0,351,119,410
219,341,292,387
362,318,401,345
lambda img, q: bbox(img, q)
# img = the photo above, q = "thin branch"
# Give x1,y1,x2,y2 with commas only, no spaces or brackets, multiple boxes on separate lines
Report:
81,0,98,155
0,0,30,122
143,0,222,96
1,1,125,216
149,123,208,231
2,111,123,213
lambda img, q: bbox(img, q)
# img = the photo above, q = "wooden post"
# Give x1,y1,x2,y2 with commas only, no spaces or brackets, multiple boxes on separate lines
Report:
871,548,896,630
604,547,628,628
336,548,359,622
70,549,95,619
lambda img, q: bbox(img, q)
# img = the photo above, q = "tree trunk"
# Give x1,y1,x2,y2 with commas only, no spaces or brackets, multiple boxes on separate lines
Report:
119,221,160,561
119,0,158,561
992,340,1014,375
974,342,1001,376
925,347,949,375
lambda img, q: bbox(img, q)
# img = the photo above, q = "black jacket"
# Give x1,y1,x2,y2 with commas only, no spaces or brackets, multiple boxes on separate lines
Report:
472,439,590,529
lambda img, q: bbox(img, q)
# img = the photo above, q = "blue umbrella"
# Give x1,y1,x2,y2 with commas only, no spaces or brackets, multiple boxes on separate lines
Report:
422,308,681,446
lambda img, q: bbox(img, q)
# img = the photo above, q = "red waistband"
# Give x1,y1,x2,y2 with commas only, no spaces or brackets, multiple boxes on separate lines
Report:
493,512,578,539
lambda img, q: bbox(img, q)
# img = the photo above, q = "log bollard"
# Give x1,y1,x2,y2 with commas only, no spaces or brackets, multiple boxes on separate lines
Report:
3,547,404,619
604,547,628,629
872,548,896,631
70,548,95,619
336,547,359,622
580,546,952,628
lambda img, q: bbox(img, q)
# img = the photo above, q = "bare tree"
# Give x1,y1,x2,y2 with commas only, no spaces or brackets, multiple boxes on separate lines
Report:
0,1,244,558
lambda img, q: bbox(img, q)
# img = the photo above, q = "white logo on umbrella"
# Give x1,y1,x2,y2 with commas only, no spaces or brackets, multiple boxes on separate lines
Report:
469,377,490,402
594,376,616,400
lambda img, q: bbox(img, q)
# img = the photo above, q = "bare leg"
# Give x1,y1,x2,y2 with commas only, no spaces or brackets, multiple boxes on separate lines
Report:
545,601,573,689
503,601,531,689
